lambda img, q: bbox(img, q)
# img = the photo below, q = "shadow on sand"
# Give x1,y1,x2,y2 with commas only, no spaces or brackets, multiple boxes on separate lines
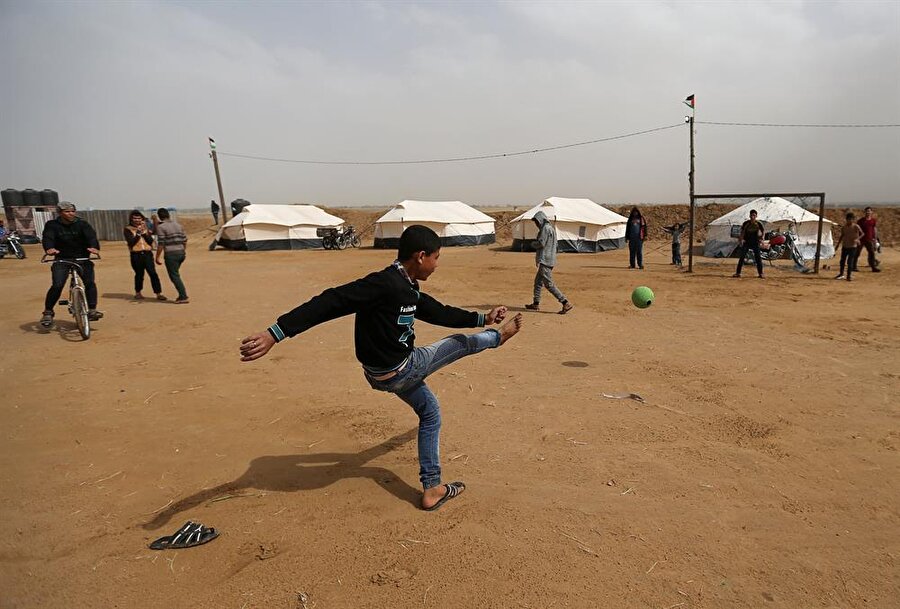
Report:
142,428,420,530
19,319,88,342
461,304,557,315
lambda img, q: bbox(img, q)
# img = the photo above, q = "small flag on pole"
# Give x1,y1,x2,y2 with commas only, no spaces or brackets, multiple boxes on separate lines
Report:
683,94,695,109
208,137,217,151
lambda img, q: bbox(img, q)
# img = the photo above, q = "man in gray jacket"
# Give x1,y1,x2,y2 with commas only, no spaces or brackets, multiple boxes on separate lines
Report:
525,211,573,314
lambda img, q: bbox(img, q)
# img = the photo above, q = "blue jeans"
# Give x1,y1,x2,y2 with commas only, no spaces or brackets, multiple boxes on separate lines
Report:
364,329,501,489
628,239,644,268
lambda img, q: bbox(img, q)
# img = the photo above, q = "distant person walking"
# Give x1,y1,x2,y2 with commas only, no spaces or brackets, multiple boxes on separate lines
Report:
124,210,166,301
525,211,573,314
211,200,220,225
154,208,190,304
625,207,648,269
732,209,765,279
662,221,687,267
852,207,881,273
835,212,864,282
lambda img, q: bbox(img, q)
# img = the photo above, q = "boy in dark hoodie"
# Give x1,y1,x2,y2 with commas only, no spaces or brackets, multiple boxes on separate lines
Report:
239,225,524,511
525,211,573,314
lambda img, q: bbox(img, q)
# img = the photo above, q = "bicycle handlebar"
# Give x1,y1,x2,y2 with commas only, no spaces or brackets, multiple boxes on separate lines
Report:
41,254,102,263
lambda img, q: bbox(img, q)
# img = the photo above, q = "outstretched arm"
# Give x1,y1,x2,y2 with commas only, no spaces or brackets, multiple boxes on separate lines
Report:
240,270,387,362
416,292,484,328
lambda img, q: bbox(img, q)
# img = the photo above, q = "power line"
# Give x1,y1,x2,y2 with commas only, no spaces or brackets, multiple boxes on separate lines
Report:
215,119,899,167
216,122,685,166
697,121,900,128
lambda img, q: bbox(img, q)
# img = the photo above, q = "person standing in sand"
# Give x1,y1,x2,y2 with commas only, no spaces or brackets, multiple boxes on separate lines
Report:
239,225,523,511
852,206,881,273
625,207,648,270
732,209,765,279
662,221,687,267
124,211,167,301
154,208,190,304
835,212,864,282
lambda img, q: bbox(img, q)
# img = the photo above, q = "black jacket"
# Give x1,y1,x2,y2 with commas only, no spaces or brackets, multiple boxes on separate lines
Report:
271,265,483,370
42,218,100,259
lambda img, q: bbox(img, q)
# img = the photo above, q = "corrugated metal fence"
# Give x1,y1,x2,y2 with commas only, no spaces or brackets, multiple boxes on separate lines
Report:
1,207,179,242
79,210,180,241
78,210,133,241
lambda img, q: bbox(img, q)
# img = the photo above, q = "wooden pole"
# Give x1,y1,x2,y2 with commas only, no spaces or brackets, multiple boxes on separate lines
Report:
814,193,825,273
688,114,695,273
209,137,227,222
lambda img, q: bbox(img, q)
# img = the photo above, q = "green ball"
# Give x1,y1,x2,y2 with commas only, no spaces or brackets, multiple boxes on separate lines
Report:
631,286,654,309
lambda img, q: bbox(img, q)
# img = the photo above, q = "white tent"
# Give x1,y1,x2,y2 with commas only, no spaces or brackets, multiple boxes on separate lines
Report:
510,197,627,253
704,197,834,259
214,204,344,251
374,200,495,248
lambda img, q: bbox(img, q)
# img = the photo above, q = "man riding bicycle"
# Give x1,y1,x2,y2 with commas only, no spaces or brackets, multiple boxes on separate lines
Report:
40,201,103,328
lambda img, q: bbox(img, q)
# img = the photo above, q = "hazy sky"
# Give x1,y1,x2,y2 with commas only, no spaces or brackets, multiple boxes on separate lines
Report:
2,1,898,209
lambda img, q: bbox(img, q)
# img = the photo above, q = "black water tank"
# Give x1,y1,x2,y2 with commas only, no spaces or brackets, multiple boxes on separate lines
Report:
40,189,59,206
2,189,23,207
230,198,250,215
21,189,41,206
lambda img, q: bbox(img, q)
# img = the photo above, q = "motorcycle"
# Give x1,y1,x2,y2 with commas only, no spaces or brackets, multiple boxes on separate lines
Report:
0,230,26,259
322,226,361,250
743,224,806,271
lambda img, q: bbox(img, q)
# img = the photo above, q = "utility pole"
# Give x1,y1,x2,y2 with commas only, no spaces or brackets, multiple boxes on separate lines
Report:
813,192,825,274
684,94,696,273
209,137,227,222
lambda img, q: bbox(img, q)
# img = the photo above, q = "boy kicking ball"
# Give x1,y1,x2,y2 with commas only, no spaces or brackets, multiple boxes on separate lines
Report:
240,225,523,511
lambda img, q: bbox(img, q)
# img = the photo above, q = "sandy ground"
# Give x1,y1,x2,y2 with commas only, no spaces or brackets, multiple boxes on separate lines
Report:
1,217,898,609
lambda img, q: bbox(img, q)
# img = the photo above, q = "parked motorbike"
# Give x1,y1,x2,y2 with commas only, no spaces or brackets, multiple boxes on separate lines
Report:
744,229,788,263
743,224,805,270
322,226,361,250
0,230,26,259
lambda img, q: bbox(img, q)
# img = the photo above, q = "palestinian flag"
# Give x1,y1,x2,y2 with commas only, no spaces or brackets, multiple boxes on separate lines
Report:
683,94,695,109
208,137,217,150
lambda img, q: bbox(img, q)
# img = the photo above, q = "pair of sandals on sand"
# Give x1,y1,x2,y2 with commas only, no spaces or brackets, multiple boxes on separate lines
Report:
149,521,219,550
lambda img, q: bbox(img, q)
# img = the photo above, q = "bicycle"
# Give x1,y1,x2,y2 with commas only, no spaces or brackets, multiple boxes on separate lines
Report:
41,254,101,340
320,226,361,250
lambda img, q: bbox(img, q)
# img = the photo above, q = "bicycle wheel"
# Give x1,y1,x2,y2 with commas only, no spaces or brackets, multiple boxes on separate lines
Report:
336,237,348,250
72,286,91,340
351,235,361,248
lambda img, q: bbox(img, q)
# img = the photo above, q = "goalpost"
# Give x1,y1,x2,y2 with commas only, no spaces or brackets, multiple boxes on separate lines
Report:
687,192,827,274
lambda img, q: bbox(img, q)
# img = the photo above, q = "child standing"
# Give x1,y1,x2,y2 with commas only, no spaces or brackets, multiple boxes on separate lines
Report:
836,212,864,281
662,222,687,267
239,225,523,511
